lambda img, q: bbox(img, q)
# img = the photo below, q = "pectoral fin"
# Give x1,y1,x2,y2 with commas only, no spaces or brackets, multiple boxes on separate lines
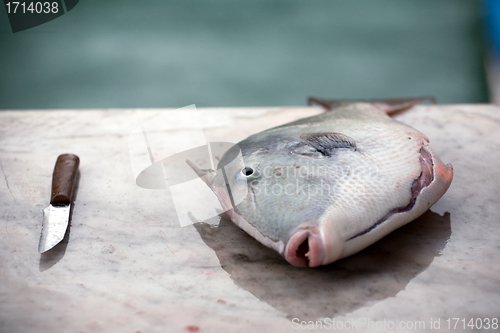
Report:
300,132,356,157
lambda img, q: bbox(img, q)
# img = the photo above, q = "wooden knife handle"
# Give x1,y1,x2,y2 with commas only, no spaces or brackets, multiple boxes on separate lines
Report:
50,154,80,206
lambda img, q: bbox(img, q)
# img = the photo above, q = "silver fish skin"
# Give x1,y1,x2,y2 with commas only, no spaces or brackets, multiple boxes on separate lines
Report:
193,102,453,267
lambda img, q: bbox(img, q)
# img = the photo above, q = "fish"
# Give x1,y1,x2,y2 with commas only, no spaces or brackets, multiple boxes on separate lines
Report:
188,97,453,267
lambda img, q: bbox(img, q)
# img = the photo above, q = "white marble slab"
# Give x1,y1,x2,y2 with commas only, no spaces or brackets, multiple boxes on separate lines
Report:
0,105,499,332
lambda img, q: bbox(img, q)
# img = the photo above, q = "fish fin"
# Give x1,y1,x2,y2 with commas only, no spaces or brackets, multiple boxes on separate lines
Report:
371,96,436,115
307,97,346,110
307,96,436,115
300,132,356,156
186,159,216,188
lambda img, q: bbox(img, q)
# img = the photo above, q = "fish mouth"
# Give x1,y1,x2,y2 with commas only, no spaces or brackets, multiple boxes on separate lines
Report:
284,227,327,268
347,145,435,240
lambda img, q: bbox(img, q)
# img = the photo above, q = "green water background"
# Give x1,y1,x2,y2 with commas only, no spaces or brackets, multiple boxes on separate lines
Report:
0,0,489,109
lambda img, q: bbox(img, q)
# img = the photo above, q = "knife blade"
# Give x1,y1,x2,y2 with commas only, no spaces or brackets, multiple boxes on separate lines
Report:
38,154,80,253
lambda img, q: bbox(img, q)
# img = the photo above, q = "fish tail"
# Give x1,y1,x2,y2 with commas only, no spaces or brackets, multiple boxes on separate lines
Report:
307,96,436,115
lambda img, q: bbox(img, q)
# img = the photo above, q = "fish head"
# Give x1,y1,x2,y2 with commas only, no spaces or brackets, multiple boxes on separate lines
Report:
203,125,453,268
208,133,349,267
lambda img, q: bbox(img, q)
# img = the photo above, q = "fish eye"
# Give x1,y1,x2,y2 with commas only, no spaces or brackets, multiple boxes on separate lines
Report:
241,167,255,177
238,166,260,180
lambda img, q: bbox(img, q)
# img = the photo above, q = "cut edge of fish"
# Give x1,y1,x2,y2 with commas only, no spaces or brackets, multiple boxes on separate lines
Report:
338,142,453,261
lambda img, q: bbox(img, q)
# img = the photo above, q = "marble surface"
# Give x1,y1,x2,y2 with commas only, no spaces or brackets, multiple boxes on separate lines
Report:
0,105,499,332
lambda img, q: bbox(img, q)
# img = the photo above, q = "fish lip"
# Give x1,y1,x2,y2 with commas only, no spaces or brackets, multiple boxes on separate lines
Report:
284,227,326,268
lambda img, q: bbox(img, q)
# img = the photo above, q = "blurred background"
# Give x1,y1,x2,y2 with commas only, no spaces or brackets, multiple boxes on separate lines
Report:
0,0,492,110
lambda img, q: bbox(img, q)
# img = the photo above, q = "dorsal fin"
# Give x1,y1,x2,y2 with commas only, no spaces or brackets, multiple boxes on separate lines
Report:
300,132,356,156
186,159,216,188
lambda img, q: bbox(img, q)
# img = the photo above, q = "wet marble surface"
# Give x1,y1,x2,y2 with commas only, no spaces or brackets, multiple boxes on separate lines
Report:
0,105,499,332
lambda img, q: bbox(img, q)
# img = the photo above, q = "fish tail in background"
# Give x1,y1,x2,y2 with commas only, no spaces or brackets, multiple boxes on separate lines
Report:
307,96,436,115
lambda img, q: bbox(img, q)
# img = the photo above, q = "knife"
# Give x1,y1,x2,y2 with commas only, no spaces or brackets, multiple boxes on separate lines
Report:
38,154,80,253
